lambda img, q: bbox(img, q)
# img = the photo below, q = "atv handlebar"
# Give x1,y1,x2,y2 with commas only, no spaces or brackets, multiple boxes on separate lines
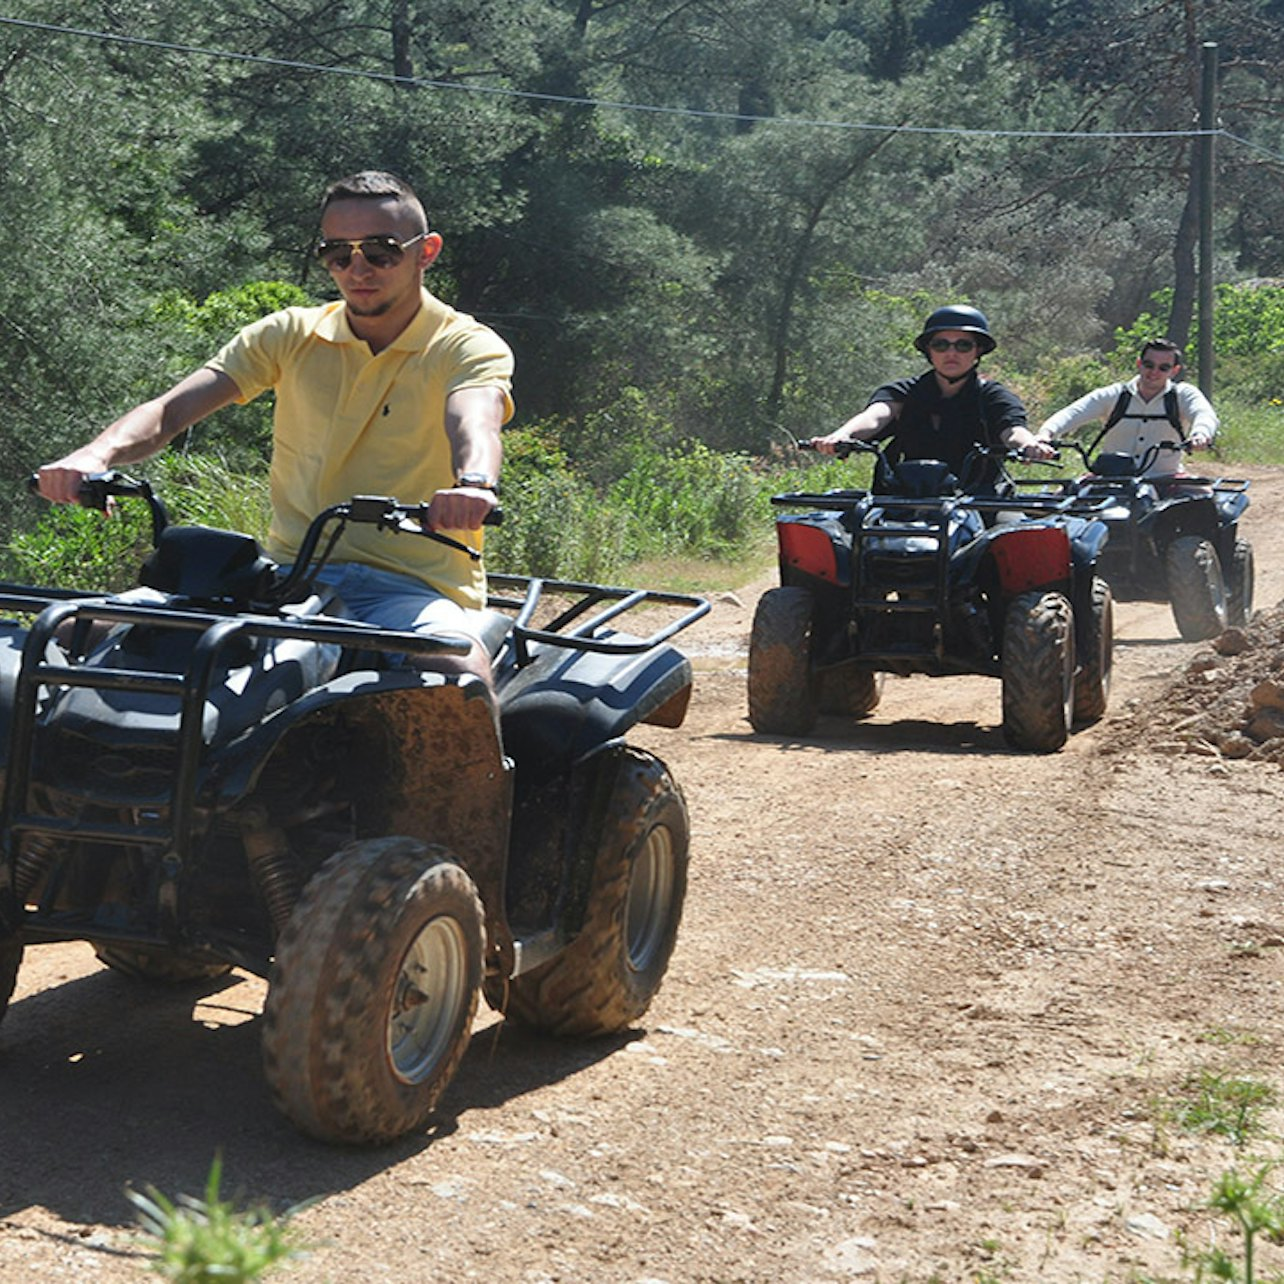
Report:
28,473,504,606
1054,439,1188,477
27,469,172,545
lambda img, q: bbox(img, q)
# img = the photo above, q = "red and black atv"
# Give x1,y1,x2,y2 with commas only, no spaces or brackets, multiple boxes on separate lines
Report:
1043,440,1252,641
748,441,1112,752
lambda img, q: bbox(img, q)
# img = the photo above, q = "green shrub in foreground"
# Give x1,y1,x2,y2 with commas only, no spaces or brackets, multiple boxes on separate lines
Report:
128,1152,314,1283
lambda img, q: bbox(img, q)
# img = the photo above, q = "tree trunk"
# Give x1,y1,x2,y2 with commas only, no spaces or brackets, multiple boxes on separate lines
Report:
1167,148,1199,350
392,0,413,84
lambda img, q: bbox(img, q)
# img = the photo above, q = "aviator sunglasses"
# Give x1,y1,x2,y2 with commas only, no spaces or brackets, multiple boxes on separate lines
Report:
315,231,427,271
1141,359,1175,372
928,337,977,353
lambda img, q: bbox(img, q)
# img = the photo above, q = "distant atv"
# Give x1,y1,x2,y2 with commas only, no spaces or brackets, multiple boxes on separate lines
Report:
0,474,708,1145
748,441,1112,753
1046,440,1252,641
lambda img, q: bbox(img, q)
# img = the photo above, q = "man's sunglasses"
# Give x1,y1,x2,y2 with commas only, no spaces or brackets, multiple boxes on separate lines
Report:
928,337,977,353
315,231,427,271
1141,359,1176,372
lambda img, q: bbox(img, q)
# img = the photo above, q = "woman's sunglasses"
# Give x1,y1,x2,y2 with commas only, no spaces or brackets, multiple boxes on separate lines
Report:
315,231,427,271
928,337,978,353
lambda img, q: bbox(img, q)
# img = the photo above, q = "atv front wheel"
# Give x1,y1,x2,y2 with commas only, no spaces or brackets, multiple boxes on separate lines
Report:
1166,535,1227,641
819,665,884,719
490,747,688,1037
0,936,21,1028
1001,590,1074,753
1226,538,1255,628
262,837,483,1145
93,945,232,983
748,587,818,734
1072,576,1113,726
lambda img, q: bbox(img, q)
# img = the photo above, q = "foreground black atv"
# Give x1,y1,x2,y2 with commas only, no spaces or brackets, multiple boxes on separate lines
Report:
0,475,708,1144
1043,441,1252,641
748,442,1111,752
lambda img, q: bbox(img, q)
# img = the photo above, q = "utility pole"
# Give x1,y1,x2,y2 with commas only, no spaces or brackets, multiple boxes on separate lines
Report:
1199,41,1217,396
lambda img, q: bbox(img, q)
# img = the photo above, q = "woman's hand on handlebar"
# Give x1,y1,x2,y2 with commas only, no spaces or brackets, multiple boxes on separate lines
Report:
1018,438,1058,463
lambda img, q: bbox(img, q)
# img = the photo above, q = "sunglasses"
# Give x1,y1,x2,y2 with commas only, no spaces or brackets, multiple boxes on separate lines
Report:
928,337,977,353
315,231,427,271
1141,359,1176,372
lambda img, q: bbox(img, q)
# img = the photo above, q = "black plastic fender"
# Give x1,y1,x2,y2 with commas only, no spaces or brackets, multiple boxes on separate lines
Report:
1145,491,1223,547
496,638,694,797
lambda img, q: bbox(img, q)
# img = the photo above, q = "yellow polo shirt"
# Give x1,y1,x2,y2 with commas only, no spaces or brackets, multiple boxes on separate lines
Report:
208,289,514,608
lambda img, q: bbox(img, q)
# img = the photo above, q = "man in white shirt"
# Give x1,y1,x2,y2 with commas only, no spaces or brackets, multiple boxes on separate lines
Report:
1027,339,1218,479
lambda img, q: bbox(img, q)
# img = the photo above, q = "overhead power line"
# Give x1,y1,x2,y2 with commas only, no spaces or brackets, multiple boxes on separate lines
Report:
0,13,1249,144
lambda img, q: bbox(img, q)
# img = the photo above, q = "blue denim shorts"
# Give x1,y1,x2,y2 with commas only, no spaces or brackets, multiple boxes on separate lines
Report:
304,562,482,641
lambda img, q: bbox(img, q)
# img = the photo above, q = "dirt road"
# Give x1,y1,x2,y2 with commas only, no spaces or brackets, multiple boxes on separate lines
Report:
5,468,1284,1283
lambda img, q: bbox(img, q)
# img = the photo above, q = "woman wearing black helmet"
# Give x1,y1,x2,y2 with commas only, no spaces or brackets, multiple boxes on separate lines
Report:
808,304,1043,490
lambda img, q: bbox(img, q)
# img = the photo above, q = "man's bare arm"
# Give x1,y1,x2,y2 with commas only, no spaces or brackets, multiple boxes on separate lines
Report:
428,385,508,531
37,368,242,504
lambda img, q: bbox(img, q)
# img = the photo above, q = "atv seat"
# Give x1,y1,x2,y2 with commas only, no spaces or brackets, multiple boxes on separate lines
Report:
875,458,960,499
139,525,279,605
477,609,516,658
1087,452,1137,479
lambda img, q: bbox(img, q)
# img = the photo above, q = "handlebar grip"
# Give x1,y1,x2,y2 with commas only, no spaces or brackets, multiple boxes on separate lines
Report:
796,440,817,452
27,471,110,511
483,507,504,527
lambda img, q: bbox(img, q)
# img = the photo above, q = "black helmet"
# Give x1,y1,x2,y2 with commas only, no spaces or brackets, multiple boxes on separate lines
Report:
914,304,996,356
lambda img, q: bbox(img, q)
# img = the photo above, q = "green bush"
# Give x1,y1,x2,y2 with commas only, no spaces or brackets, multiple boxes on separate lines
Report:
7,456,270,591
128,1152,314,1283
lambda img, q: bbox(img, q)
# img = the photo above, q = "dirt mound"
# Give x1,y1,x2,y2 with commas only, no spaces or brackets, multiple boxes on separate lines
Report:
1111,604,1284,764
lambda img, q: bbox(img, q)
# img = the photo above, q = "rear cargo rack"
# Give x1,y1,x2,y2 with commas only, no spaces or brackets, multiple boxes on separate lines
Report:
486,574,709,667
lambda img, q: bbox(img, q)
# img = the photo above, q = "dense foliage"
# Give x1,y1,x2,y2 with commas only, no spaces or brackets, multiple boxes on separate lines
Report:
2,0,1282,578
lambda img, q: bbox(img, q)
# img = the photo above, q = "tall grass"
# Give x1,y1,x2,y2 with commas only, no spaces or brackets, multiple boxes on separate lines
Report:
4,455,270,591
5,390,1280,595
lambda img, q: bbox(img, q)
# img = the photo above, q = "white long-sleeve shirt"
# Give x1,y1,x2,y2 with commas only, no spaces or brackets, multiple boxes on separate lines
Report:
1038,378,1218,477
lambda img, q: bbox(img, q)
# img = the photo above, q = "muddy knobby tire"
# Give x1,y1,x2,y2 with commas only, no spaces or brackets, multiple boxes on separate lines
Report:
93,945,232,983
495,748,689,1038
747,586,819,735
1226,538,1255,628
262,837,483,1145
1001,590,1074,753
0,938,21,1029
1166,535,1227,641
1072,575,1113,727
819,666,884,719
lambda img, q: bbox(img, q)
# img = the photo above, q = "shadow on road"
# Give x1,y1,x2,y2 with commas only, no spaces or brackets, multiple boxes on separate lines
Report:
0,958,630,1228
724,715,1008,755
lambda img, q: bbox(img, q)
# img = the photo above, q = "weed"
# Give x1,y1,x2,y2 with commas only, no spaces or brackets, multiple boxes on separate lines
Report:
127,1152,315,1283
1168,1072,1278,1149
1182,1163,1284,1283
1198,1029,1265,1050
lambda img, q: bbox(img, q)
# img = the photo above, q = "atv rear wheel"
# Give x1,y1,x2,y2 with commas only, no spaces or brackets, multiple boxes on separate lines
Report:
819,666,884,719
1226,538,1255,628
748,586,818,735
93,945,232,983
1072,576,1113,726
262,837,483,1145
490,747,688,1037
1001,590,1074,753
0,937,21,1028
1166,535,1227,641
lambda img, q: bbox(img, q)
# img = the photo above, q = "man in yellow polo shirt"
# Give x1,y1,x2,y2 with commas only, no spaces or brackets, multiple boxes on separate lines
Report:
36,170,513,684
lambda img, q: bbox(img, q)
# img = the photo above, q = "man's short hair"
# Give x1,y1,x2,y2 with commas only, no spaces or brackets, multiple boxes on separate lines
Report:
1139,337,1183,365
320,171,427,232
